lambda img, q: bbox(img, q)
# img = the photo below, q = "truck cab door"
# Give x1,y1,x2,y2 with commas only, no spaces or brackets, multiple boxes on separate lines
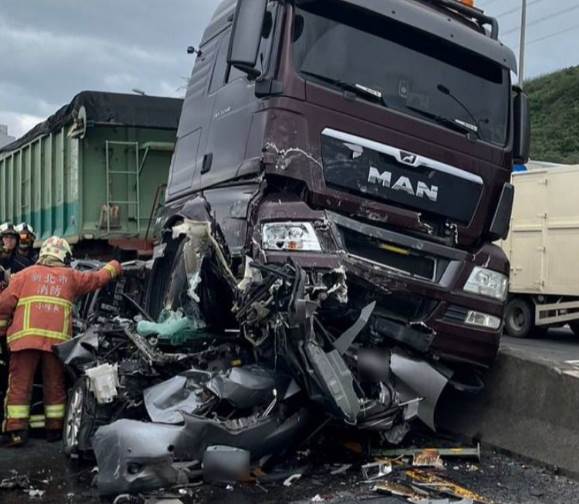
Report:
199,31,257,188
166,35,222,201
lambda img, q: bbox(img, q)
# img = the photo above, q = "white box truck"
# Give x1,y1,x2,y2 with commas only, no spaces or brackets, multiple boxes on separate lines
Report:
502,166,579,337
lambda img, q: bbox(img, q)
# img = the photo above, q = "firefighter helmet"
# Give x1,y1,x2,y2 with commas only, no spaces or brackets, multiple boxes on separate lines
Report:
15,223,36,247
39,236,72,264
0,223,20,239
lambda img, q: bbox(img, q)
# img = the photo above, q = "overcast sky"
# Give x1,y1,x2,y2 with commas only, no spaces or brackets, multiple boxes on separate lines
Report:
1,0,578,138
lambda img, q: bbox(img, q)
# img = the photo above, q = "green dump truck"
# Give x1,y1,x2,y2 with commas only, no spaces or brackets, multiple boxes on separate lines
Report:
0,91,183,256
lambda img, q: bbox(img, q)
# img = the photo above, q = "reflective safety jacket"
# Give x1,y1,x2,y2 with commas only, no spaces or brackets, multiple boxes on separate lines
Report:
0,261,122,352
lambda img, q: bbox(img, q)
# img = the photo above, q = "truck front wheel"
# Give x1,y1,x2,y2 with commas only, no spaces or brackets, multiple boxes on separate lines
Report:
504,297,534,338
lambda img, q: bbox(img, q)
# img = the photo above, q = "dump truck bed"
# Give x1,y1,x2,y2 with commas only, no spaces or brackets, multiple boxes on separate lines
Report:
0,91,183,253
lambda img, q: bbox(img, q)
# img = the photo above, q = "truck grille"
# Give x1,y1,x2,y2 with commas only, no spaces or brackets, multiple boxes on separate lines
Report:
341,227,436,281
442,305,469,324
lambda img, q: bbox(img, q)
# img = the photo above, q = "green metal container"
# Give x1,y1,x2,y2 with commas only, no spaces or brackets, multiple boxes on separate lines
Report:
0,91,182,254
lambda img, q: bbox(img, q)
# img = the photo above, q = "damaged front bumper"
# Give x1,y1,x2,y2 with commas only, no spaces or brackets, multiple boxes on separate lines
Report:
255,202,508,370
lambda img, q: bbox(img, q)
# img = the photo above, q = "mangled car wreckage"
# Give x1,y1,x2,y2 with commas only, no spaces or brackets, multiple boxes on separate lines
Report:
59,223,450,496
56,0,531,496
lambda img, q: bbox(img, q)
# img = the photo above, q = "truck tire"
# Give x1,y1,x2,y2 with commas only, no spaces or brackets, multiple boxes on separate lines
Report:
504,297,534,338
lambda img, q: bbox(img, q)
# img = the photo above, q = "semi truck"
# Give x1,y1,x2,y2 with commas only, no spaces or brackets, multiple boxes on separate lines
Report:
0,91,183,256
142,0,529,386
503,166,579,338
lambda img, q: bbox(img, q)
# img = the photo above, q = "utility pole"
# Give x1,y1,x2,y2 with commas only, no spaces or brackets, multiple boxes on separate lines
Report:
519,0,527,87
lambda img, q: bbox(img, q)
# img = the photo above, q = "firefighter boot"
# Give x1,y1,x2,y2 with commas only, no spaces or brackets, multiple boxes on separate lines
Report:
2,430,29,447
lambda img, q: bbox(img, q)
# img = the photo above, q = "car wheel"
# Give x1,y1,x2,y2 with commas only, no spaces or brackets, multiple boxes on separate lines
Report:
63,377,94,458
504,297,534,338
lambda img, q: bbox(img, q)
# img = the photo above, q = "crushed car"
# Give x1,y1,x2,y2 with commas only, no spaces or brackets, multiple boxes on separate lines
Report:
57,217,457,497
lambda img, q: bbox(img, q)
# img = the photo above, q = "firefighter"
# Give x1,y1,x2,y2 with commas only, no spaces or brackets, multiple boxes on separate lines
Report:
15,223,38,263
0,223,32,274
0,236,122,447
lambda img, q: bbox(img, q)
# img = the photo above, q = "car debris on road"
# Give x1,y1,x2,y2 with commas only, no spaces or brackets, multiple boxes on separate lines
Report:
17,216,503,503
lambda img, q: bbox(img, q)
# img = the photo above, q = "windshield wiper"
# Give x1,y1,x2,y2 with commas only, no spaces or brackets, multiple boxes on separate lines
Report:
406,104,477,138
437,84,482,138
300,70,386,106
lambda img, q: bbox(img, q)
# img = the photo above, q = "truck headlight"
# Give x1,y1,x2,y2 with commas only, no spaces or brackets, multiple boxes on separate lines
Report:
262,222,322,252
465,311,502,330
463,267,508,301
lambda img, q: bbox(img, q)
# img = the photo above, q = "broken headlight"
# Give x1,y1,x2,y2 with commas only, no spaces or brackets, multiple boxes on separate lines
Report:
463,267,508,301
262,222,322,252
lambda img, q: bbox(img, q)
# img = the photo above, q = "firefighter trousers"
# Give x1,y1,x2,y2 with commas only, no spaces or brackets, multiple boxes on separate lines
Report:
3,349,66,432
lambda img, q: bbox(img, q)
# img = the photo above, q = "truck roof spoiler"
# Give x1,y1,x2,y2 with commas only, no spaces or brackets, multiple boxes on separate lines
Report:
423,0,499,40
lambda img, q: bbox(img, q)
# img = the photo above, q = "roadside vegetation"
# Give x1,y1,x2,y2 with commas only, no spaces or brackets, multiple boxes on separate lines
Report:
527,65,579,163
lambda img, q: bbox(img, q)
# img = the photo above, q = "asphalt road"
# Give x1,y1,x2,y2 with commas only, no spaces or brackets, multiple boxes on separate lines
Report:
503,326,579,365
2,434,579,504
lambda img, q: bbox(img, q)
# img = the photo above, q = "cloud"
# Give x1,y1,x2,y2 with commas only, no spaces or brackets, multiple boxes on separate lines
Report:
0,0,215,139
0,111,46,138
2,0,579,140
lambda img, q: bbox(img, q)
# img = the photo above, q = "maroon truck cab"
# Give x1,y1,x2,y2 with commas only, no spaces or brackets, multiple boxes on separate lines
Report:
153,0,529,377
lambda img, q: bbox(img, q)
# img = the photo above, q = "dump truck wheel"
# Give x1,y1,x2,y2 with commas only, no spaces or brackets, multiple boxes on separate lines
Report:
504,297,533,338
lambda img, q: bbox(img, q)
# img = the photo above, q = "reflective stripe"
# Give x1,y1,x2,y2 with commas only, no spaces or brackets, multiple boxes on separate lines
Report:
8,328,69,344
30,420,46,429
17,296,73,309
103,263,119,279
8,295,73,345
45,404,65,419
7,405,30,419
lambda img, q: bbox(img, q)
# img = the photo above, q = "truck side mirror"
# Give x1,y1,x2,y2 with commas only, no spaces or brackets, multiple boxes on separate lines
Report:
227,0,268,79
513,87,531,164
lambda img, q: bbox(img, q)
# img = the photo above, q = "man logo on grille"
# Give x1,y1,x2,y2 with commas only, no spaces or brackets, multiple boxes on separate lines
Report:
399,151,418,166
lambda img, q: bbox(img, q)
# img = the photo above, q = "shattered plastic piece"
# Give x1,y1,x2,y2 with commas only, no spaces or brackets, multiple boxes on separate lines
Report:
85,363,119,404
361,460,393,480
144,371,210,424
205,366,284,410
203,446,250,483
54,325,99,367
238,256,262,292
283,473,302,487
406,469,491,504
94,409,310,495
304,342,360,424
171,219,236,290
390,351,450,430
311,495,325,502
333,302,376,355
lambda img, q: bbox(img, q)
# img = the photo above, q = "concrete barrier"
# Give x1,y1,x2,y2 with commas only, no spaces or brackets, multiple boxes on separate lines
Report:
438,345,579,476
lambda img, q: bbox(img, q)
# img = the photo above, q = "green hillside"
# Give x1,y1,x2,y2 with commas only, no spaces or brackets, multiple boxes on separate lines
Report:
526,66,579,164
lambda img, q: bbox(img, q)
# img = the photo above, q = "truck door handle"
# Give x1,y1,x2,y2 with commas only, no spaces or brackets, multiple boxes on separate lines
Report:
201,153,213,174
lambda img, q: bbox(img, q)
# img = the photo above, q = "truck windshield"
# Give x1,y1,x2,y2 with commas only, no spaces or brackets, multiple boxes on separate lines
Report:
293,3,510,146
